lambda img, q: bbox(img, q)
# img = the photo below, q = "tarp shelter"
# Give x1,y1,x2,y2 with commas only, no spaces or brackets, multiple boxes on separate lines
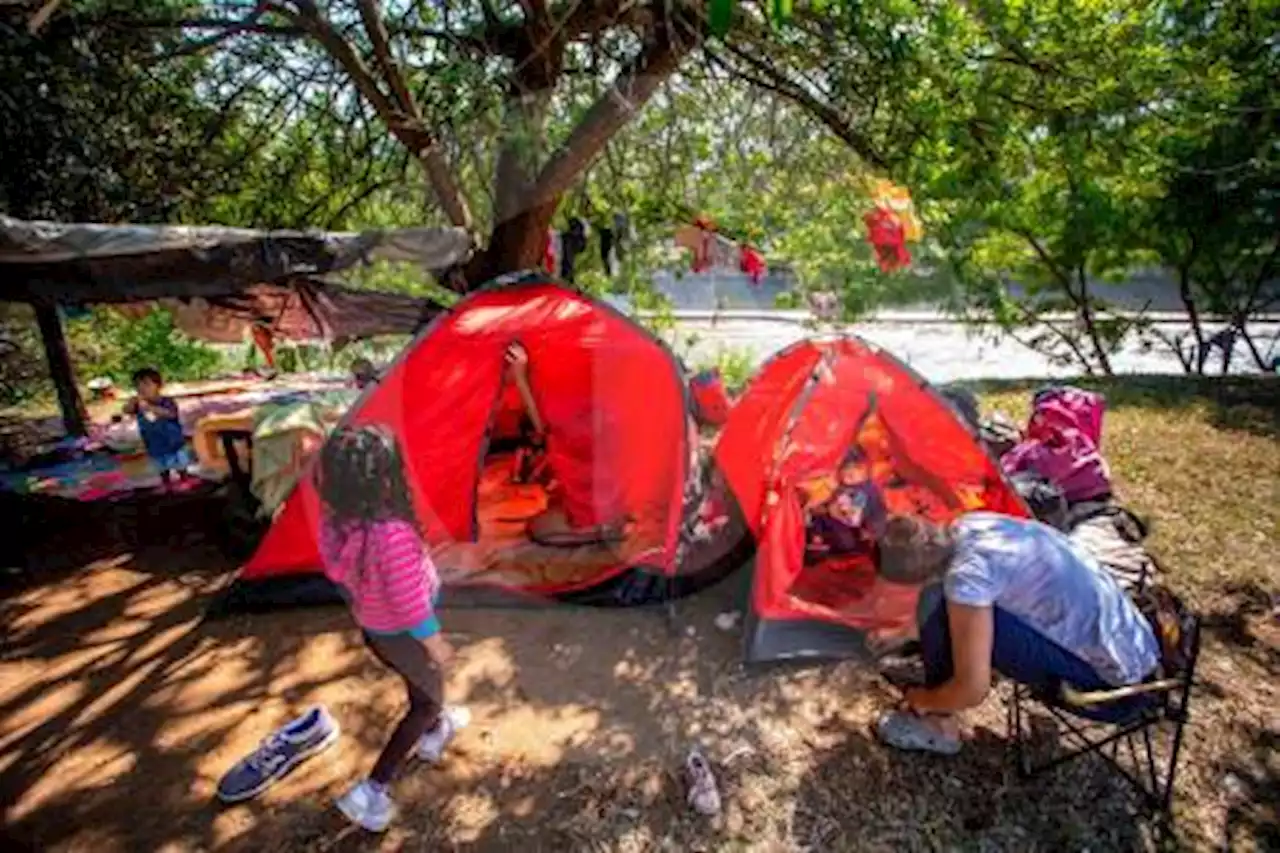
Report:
113,280,441,345
221,277,748,611
0,215,472,434
715,337,1030,664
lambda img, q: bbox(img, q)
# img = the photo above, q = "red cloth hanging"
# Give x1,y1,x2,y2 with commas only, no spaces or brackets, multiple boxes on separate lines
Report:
693,231,714,272
739,245,767,285
692,216,717,272
543,229,560,275
251,322,276,368
864,207,911,272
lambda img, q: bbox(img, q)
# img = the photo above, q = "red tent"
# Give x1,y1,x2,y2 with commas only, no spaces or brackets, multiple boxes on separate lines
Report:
221,277,744,611
715,337,1029,664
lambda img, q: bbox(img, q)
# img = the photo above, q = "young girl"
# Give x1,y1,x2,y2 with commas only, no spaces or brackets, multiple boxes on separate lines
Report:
318,425,467,832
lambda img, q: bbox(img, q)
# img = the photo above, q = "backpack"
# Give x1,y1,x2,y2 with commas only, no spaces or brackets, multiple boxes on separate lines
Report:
1010,471,1069,531
1132,583,1197,677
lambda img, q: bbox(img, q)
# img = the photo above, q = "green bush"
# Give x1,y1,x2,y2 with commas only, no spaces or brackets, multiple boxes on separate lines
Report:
68,307,221,385
696,346,756,392
0,305,50,407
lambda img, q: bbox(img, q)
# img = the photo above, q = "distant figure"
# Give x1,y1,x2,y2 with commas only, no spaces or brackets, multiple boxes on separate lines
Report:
122,367,190,487
351,358,379,390
1199,327,1237,374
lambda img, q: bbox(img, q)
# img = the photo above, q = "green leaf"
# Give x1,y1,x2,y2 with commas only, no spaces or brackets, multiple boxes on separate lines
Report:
709,0,734,36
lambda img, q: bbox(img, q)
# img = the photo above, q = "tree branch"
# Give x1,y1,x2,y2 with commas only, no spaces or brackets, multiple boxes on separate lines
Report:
355,0,416,113
1009,300,1098,375
706,42,889,171
524,9,698,211
274,0,474,230
108,14,304,38
28,0,65,34
1016,229,1075,293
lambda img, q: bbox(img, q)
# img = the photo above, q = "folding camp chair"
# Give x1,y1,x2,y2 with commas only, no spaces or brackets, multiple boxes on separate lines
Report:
1006,616,1201,817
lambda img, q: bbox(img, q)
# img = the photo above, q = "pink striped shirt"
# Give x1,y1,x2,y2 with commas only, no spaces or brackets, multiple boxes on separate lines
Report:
320,518,439,634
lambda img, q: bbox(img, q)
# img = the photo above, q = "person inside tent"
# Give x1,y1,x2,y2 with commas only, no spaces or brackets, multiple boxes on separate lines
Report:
871,513,1161,756
503,342,623,544
501,343,550,486
805,447,886,564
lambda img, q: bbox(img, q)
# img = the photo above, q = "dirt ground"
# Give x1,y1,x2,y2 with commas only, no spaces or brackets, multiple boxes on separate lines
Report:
2,378,1278,852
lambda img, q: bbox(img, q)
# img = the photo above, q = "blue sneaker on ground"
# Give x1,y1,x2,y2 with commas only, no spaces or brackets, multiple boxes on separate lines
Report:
217,705,340,803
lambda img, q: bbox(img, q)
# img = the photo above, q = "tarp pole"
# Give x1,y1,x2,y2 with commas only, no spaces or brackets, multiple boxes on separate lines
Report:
33,301,87,437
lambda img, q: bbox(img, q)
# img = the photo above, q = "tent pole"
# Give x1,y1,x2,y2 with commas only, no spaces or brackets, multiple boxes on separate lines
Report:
33,301,88,436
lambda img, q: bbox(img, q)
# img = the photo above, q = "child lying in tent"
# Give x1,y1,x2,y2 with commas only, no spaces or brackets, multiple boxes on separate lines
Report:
788,406,985,616
804,448,886,564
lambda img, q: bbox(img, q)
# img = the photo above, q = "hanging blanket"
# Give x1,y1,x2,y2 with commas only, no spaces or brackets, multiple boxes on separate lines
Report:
251,391,356,515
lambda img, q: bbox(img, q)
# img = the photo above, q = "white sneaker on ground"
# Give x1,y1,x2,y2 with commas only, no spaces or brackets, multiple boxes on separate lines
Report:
415,706,471,764
685,748,722,816
875,710,962,756
335,779,395,832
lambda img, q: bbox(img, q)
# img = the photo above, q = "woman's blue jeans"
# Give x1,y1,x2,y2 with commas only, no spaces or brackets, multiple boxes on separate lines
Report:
916,585,1151,723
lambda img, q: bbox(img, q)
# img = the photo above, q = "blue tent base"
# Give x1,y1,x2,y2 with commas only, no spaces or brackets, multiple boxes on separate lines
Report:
742,608,879,667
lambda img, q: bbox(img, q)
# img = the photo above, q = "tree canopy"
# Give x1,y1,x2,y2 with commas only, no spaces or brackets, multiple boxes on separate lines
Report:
3,0,1277,385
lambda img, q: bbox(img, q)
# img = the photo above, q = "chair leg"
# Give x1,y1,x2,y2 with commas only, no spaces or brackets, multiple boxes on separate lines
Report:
1160,711,1190,816
1008,682,1032,777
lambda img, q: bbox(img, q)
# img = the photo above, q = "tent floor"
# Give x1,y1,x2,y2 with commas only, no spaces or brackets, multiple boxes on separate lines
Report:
432,454,658,594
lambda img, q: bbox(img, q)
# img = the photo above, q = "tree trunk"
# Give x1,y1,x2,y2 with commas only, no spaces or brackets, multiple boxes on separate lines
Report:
466,197,560,284
465,16,565,287
1177,263,1207,374
1237,323,1271,372
461,14,693,288
34,301,87,436
1075,265,1114,375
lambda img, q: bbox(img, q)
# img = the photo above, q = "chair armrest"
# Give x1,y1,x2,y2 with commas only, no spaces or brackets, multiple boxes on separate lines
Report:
1061,678,1185,707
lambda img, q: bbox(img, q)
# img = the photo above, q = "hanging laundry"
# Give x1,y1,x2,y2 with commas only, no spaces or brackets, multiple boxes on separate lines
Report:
560,218,588,283
869,178,923,242
675,219,738,272
864,207,911,272
739,244,767,286
674,224,708,270
599,226,616,275
543,228,560,276
250,320,277,369
613,212,631,260
691,215,718,273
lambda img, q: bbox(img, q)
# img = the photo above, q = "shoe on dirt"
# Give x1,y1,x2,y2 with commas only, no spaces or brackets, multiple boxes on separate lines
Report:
335,779,395,833
416,706,471,764
685,748,722,816
216,705,340,803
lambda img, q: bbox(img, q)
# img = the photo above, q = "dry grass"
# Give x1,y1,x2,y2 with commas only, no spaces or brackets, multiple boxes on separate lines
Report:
1,375,1276,852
